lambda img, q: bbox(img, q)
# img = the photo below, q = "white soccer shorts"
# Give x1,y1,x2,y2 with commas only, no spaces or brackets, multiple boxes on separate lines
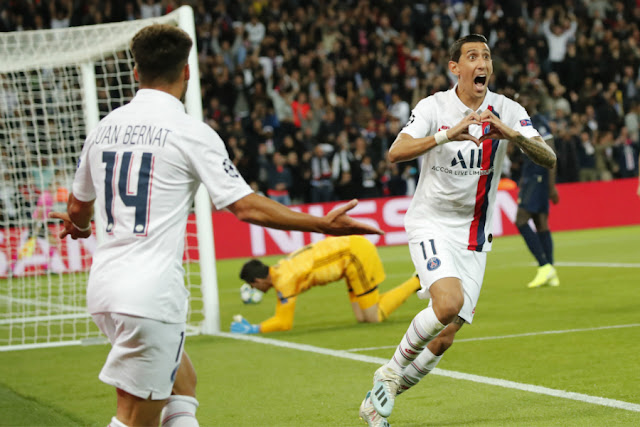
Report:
408,232,487,323
92,312,185,400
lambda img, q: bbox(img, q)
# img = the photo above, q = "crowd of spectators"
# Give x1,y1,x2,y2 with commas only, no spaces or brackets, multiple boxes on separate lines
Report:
1,0,640,209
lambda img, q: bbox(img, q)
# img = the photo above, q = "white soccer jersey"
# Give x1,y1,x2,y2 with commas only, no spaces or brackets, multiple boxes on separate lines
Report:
73,89,253,323
402,86,540,252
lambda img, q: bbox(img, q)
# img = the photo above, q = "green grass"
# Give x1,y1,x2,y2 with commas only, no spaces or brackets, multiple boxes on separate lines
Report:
1,226,640,426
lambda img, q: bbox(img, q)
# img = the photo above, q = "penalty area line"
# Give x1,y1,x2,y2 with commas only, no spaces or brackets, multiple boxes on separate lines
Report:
215,332,640,413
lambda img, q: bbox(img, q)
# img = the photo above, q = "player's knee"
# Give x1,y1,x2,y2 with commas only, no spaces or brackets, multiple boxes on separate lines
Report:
432,296,463,324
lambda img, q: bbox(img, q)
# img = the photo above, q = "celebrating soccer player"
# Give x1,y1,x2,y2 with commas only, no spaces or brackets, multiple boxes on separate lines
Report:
358,34,556,427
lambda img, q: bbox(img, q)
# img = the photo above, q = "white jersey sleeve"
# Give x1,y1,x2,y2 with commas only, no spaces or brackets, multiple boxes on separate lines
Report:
183,122,252,210
401,97,437,139
72,131,97,202
504,100,540,140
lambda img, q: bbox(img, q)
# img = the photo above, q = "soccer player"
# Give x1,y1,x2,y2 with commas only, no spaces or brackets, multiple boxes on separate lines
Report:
230,236,421,334
358,34,556,427
514,91,560,288
49,24,382,427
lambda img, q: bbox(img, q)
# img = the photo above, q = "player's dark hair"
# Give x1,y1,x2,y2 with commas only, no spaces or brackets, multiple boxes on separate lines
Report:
449,34,489,62
130,24,192,85
240,259,270,283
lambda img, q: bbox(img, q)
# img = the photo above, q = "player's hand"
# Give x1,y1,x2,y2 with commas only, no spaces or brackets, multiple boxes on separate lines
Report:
478,109,518,143
320,199,384,236
48,211,92,240
550,187,559,204
447,112,482,146
230,316,260,334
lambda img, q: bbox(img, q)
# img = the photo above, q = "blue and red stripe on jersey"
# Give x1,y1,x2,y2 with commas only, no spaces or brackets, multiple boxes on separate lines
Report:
468,106,499,251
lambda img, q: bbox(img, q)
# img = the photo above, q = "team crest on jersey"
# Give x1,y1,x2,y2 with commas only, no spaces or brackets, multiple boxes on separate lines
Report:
426,257,441,271
223,158,240,178
520,119,532,126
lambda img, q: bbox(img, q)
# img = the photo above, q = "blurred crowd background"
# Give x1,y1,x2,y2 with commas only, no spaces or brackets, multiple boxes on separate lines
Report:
1,0,639,208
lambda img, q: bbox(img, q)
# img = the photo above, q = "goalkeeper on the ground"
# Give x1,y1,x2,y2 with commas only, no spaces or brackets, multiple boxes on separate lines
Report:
231,236,420,333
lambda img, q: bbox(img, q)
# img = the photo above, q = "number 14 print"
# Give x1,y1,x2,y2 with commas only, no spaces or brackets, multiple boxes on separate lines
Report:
102,151,154,235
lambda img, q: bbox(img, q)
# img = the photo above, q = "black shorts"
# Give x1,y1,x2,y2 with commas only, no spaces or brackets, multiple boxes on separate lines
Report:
518,175,549,214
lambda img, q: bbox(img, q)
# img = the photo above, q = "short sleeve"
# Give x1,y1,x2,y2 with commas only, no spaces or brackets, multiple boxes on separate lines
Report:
400,97,437,138
186,123,253,210
508,102,541,140
72,134,96,202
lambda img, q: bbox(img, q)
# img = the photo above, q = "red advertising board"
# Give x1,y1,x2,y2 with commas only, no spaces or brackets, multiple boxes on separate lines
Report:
208,178,640,259
1,178,638,276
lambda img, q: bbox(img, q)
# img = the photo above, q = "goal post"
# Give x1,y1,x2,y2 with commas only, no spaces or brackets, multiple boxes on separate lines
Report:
0,6,220,351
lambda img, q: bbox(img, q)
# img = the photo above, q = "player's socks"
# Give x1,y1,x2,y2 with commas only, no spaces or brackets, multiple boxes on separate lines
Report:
397,347,442,395
108,417,128,427
377,276,421,321
537,231,554,264
387,307,445,374
161,395,199,427
517,224,548,266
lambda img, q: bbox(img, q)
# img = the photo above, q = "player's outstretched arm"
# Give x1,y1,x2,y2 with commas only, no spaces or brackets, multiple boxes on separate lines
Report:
227,193,384,236
479,110,556,169
388,112,482,163
48,193,94,240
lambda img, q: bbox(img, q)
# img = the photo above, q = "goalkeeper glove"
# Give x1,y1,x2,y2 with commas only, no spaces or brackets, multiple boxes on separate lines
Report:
230,316,260,334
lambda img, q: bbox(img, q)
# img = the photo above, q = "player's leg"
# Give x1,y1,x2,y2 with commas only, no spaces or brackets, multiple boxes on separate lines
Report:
92,313,186,427
161,352,200,427
516,207,555,288
376,274,421,321
115,389,167,427
367,237,461,417
532,212,559,286
397,247,484,395
346,236,386,324
396,318,464,394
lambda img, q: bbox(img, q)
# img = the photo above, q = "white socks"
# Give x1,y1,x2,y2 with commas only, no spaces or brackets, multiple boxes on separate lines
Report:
108,417,128,427
388,307,445,374
161,395,200,427
397,347,442,394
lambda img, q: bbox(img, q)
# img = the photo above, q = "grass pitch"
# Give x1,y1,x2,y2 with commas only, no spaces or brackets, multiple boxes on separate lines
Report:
1,226,639,426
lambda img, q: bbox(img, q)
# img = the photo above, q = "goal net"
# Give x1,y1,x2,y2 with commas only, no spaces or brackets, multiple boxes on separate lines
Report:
0,6,219,351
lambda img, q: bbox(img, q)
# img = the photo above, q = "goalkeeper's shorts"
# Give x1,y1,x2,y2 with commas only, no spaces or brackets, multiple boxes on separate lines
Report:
92,312,185,400
346,236,385,310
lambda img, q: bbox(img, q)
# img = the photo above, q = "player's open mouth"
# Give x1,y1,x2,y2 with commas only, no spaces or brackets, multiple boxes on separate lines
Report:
474,75,487,90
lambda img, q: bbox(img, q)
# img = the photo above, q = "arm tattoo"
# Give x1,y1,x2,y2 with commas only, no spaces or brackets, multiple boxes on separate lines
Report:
512,135,556,169
453,316,465,326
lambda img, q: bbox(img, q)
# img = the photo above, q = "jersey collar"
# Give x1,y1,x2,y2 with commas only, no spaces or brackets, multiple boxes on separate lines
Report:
134,89,186,112
450,83,493,115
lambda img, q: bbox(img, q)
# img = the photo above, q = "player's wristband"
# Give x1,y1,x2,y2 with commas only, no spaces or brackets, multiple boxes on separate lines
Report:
434,130,450,145
72,221,92,232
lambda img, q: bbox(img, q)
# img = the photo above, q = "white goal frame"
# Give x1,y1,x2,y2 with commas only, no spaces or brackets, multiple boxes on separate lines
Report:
0,6,220,351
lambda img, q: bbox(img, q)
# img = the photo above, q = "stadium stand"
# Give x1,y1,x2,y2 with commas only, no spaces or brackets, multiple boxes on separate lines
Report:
1,0,638,209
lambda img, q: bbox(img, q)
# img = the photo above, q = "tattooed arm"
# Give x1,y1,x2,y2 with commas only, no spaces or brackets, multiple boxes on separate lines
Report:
510,135,557,170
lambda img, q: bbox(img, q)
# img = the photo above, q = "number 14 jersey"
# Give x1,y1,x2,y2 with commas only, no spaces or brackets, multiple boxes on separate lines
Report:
73,89,252,323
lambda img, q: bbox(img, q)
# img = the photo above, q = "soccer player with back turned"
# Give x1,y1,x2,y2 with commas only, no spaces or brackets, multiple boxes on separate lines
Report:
49,24,382,427
357,34,556,427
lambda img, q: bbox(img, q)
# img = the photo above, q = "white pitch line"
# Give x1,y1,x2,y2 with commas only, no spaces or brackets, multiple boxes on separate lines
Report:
345,323,640,352
0,294,84,313
553,261,640,268
216,332,640,413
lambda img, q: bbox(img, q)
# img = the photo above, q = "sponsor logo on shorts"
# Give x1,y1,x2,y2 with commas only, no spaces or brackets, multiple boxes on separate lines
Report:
426,257,441,271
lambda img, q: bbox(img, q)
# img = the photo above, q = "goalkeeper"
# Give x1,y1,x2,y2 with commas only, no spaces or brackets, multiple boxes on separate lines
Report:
231,236,420,333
